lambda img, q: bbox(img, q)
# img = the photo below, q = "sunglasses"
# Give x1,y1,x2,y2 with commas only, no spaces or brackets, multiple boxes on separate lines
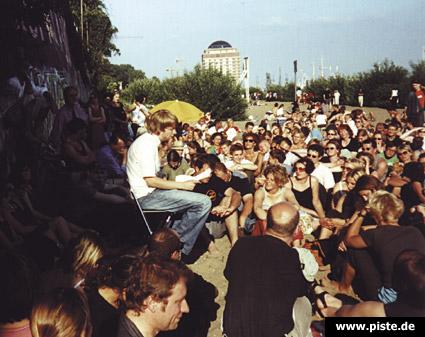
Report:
326,147,336,150
328,133,336,136
295,166,306,172
398,151,410,156
374,137,382,140
307,153,318,159
244,139,255,143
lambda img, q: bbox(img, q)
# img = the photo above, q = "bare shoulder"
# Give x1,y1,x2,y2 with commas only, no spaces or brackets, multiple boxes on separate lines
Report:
349,301,386,317
310,176,320,185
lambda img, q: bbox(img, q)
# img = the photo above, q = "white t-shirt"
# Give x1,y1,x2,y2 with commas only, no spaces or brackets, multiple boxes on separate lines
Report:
226,127,238,141
333,91,340,100
347,119,358,136
132,107,145,126
284,151,304,168
127,133,161,199
316,114,327,126
312,163,335,190
276,107,284,116
224,158,253,170
208,126,223,135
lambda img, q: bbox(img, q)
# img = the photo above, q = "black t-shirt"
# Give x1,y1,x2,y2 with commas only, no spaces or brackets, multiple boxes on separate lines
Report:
360,225,425,288
387,136,403,147
116,314,144,337
229,175,252,197
223,236,308,337
400,182,422,209
194,175,230,207
86,289,119,337
341,138,360,152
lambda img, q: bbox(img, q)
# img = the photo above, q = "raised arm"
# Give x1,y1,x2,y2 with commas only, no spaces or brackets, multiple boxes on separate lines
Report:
253,188,267,221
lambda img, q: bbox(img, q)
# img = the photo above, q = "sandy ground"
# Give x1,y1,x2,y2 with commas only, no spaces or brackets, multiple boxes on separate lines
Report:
189,103,391,336
235,101,391,126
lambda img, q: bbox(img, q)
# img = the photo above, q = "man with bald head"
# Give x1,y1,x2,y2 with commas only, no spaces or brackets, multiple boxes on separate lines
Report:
223,202,311,337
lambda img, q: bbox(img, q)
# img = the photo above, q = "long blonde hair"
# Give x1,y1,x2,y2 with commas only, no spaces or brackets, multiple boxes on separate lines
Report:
63,231,104,284
31,288,92,337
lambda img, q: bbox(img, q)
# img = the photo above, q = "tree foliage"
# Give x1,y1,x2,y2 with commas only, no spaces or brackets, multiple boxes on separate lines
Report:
122,66,247,120
410,60,425,85
267,83,296,101
305,59,412,108
68,0,119,90
97,63,146,94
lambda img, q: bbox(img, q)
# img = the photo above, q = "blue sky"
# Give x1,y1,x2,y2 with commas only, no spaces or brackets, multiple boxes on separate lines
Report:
103,0,424,87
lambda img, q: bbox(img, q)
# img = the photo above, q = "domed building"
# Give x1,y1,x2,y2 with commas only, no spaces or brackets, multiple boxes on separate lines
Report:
201,40,240,81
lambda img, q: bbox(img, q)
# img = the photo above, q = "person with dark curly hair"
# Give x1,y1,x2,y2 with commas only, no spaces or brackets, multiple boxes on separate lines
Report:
85,255,141,337
117,256,192,337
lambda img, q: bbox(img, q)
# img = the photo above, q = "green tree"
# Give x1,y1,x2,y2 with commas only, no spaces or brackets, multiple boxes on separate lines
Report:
267,83,296,101
358,60,408,107
68,0,119,89
410,60,425,85
305,60,409,108
122,77,165,105
98,62,146,93
249,87,264,95
178,66,247,120
122,66,247,120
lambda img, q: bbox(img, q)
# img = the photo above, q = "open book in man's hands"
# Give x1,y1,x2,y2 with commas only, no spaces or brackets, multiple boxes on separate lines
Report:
175,168,212,182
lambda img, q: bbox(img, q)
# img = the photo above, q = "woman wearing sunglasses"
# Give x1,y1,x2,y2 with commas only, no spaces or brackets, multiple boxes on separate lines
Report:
325,126,339,142
396,144,413,165
373,132,386,153
243,133,264,177
286,158,326,220
322,140,344,183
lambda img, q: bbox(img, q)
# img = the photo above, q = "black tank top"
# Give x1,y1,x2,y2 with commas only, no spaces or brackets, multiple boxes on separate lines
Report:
384,301,425,317
290,176,315,211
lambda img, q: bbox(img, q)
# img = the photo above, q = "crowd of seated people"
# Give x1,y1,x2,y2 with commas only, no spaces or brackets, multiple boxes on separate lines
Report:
2,82,425,337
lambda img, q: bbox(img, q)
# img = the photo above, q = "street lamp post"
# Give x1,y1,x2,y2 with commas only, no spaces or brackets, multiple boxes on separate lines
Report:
293,60,297,102
80,0,84,41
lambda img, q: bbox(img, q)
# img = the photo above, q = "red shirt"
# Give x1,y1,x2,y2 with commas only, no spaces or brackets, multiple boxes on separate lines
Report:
416,90,425,109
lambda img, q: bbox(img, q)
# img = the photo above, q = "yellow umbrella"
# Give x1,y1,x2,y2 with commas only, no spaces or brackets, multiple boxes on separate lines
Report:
150,100,204,123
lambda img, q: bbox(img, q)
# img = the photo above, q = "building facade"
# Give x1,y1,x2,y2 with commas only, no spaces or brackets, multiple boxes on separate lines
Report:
201,40,240,81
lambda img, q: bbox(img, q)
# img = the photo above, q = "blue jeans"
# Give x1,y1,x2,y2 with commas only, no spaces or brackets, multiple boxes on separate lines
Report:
137,189,211,255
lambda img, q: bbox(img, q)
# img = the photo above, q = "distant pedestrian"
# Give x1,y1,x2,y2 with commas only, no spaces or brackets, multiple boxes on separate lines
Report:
358,89,364,107
333,89,341,106
389,88,399,109
406,80,425,127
